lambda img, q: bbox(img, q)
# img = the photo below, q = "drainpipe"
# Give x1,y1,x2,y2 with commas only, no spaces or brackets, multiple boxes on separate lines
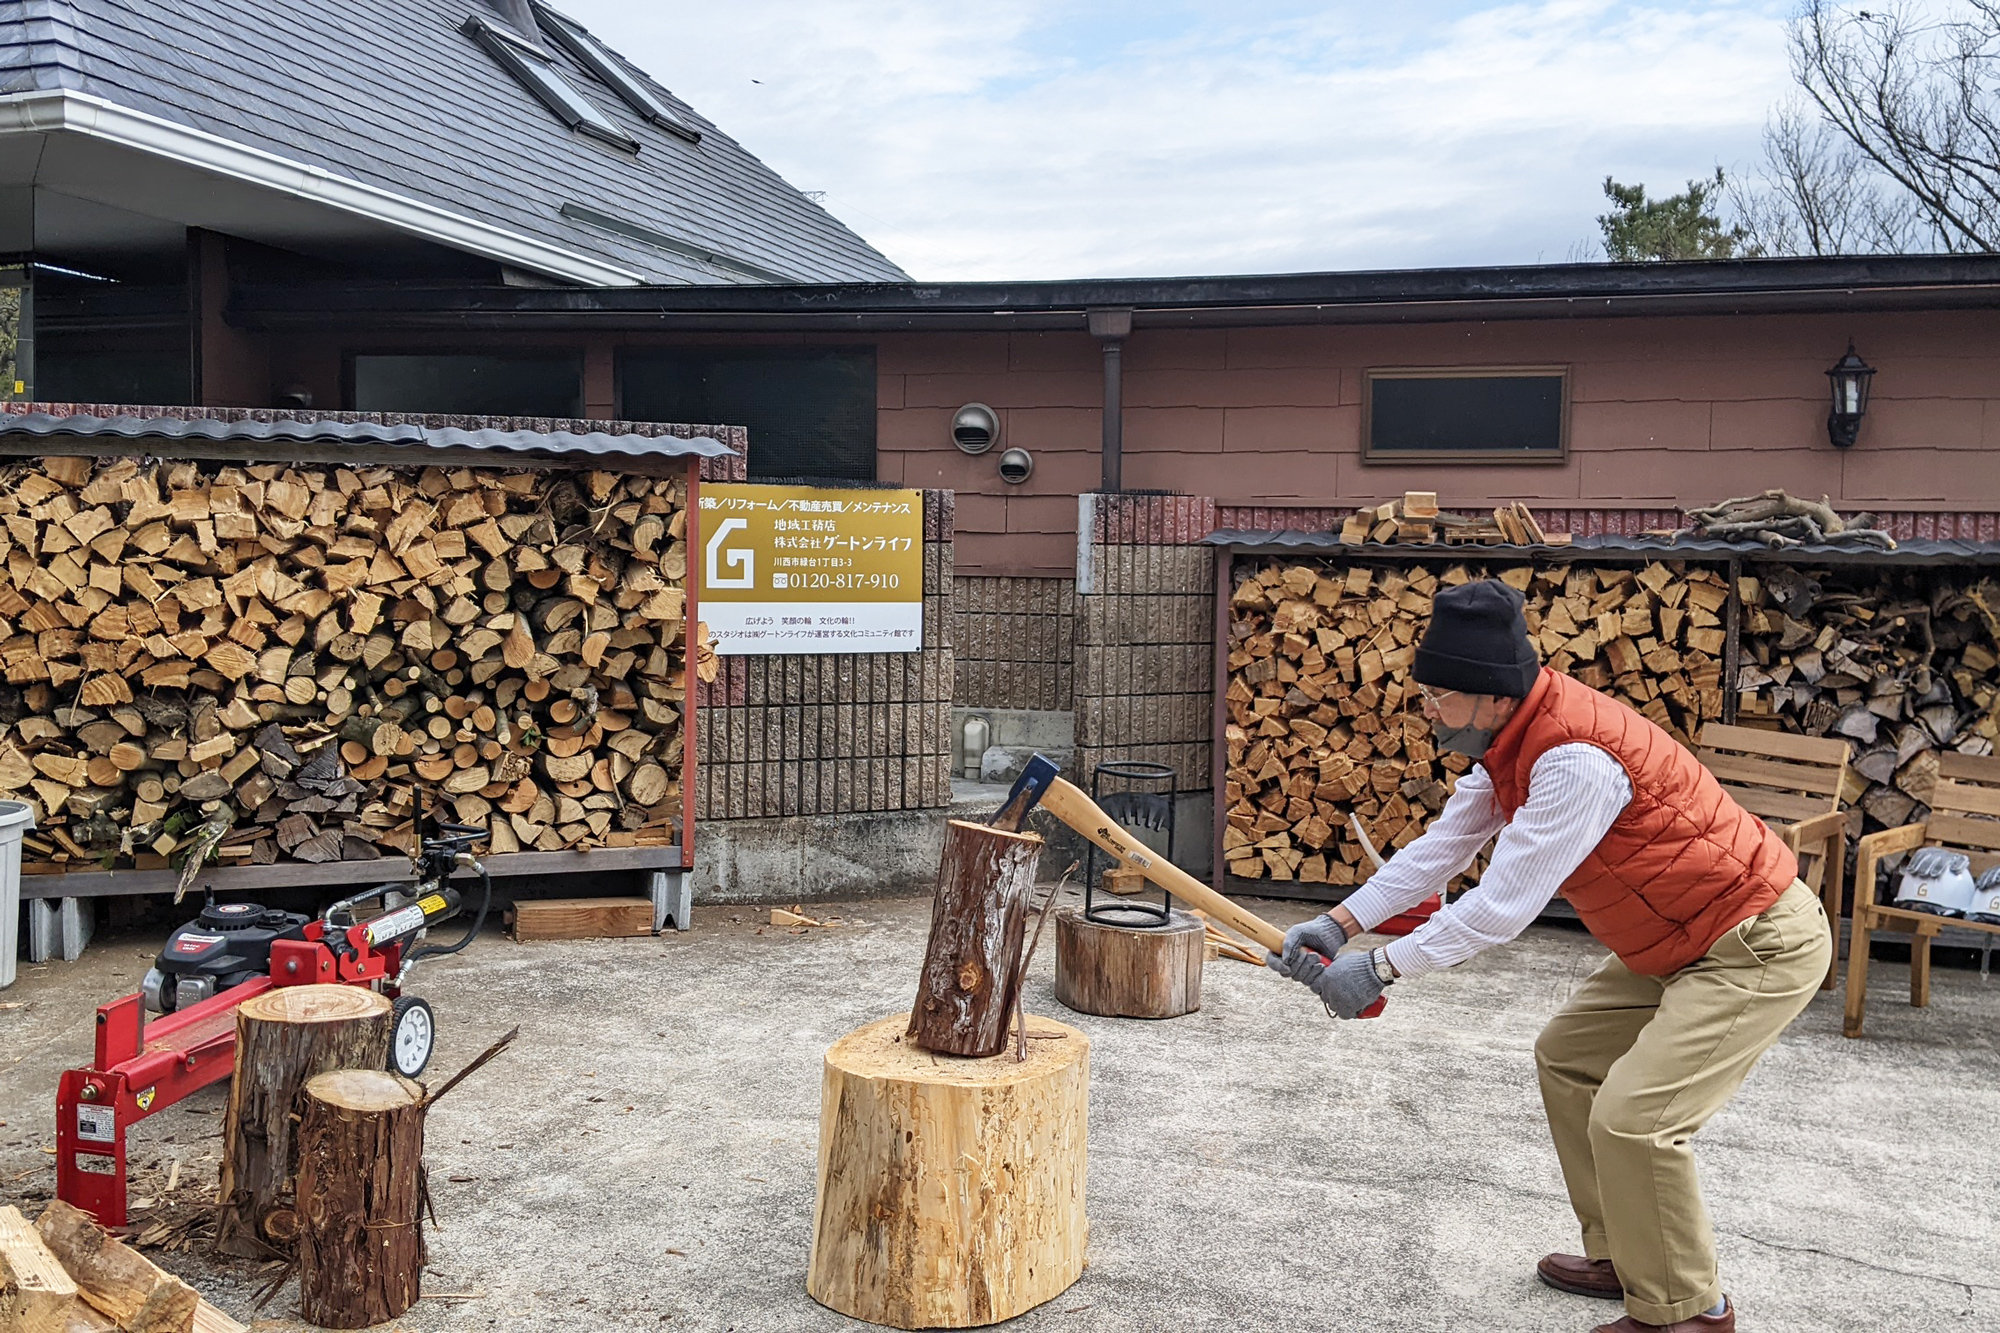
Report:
1088,306,1132,493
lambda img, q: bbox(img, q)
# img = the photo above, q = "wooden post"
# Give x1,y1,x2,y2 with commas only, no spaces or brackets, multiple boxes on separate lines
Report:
1053,907,1204,1019
295,1070,427,1329
906,820,1043,1057
217,986,392,1257
807,1013,1088,1329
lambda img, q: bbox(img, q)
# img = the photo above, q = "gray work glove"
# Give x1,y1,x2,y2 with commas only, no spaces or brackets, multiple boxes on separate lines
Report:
1279,912,1351,967
1265,947,1390,1020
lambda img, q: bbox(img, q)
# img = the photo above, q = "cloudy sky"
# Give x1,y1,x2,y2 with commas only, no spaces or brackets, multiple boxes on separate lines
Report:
562,0,1798,281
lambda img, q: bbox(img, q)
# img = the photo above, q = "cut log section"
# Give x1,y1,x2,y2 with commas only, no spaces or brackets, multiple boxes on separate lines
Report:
1,1204,77,1333
1052,907,1204,1019
905,820,1044,1057
806,1013,1088,1329
295,1070,427,1330
217,986,392,1257
31,1201,196,1333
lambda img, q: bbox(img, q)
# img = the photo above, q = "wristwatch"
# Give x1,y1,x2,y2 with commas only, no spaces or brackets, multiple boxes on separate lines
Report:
1369,948,1398,986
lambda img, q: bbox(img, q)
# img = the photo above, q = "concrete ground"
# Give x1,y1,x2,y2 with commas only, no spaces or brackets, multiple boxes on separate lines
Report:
2,895,1996,1332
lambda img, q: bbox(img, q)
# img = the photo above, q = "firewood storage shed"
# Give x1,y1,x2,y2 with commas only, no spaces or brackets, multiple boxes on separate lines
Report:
1206,528,2000,966
0,407,739,953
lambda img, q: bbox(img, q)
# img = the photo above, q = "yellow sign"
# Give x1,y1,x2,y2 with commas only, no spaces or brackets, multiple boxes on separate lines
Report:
698,483,923,654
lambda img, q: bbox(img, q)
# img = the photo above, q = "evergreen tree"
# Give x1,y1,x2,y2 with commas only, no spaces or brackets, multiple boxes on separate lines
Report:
1597,170,1748,261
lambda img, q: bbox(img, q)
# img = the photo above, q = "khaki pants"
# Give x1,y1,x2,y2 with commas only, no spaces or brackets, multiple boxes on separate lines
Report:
1534,880,1830,1324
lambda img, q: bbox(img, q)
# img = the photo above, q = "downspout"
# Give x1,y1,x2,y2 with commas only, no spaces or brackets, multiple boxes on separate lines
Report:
1088,306,1132,493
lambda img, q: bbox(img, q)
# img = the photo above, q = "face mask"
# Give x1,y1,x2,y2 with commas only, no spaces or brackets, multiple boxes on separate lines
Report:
1432,719,1498,758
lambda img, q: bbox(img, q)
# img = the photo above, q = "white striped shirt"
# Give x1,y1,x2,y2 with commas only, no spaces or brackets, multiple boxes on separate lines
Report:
1341,744,1633,980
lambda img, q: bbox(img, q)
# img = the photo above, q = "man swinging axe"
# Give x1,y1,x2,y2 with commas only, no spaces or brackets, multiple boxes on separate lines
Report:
1269,580,1831,1333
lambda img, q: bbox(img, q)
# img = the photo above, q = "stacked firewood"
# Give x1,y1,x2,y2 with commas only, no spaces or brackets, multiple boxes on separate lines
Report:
1223,558,1730,883
0,455,705,873
1736,567,1999,831
1338,493,1572,546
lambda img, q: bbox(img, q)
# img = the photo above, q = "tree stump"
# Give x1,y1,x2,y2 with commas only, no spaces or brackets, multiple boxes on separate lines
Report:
217,985,392,1257
806,1013,1088,1329
1053,907,1204,1019
906,820,1043,1057
296,1070,427,1329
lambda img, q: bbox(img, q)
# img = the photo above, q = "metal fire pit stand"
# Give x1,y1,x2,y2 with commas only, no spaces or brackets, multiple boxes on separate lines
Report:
1081,761,1178,929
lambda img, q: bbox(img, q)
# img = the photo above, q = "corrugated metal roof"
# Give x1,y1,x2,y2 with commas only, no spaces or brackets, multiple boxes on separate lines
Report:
0,411,737,460
1203,529,2000,567
0,0,908,286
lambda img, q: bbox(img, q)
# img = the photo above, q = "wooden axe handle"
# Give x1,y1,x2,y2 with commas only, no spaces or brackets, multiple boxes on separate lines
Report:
1035,774,1284,954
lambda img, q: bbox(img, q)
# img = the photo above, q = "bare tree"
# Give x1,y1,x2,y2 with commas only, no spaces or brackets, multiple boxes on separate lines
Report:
1793,0,2000,252
1729,101,1925,255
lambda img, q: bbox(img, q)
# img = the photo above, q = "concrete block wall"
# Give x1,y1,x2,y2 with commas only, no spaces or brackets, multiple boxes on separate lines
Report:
950,575,1075,710
1072,494,1216,788
696,490,955,819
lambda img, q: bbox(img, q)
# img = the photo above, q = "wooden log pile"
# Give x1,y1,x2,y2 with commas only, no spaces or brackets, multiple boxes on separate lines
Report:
0,455,702,873
1669,489,1896,551
1337,492,1573,547
2,1200,247,1333
1223,558,1731,883
1735,567,2000,833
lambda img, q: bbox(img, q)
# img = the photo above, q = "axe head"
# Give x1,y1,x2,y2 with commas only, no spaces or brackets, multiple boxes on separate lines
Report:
990,753,1061,832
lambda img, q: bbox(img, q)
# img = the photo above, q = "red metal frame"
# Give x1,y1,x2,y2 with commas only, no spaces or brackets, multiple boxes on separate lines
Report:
56,920,405,1226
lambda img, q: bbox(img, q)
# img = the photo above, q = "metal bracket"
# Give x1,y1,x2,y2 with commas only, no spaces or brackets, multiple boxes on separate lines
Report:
648,870,691,933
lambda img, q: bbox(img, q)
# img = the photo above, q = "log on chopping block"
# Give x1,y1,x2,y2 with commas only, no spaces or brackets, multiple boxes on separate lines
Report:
217,985,392,1257
1052,906,1204,1019
1,1204,78,1333
295,1070,428,1330
905,819,1044,1057
806,1013,1088,1329
31,1200,197,1333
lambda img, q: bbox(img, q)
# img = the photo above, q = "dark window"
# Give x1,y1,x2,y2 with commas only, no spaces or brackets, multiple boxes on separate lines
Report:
534,8,701,142
1364,369,1567,462
462,15,639,152
40,353,189,406
351,353,582,417
619,348,875,481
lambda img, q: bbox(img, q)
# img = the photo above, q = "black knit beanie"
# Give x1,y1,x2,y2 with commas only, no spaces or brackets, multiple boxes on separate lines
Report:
1413,580,1540,698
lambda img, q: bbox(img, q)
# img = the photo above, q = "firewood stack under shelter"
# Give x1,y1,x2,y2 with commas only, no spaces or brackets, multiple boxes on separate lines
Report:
0,450,704,874
1223,557,1731,885
1735,565,2000,834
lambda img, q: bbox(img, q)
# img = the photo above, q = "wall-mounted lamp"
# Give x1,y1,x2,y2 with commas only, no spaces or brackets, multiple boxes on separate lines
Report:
1826,342,1875,449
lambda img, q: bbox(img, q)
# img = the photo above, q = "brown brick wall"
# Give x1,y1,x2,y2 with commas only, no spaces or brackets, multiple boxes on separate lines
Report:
696,490,954,819
951,575,1074,710
1072,495,1214,788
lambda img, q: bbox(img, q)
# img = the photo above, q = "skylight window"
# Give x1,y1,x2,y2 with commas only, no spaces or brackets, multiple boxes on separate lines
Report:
533,7,702,143
462,15,638,152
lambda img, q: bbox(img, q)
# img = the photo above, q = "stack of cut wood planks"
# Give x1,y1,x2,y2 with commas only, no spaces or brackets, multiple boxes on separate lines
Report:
0,455,701,873
1337,492,1572,547
1735,567,1999,832
1223,558,1731,883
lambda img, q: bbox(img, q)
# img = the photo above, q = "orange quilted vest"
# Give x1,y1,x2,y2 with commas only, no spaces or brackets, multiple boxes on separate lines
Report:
1481,669,1796,976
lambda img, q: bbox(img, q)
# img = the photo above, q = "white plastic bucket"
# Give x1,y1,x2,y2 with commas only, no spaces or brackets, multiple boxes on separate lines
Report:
0,800,38,988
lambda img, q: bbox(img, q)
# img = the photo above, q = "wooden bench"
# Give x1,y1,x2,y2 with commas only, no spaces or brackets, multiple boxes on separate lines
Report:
1843,752,2000,1037
1695,724,1852,990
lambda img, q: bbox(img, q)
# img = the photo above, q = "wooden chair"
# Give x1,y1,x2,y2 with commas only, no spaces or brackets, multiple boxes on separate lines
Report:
1843,752,2000,1037
1695,723,1852,990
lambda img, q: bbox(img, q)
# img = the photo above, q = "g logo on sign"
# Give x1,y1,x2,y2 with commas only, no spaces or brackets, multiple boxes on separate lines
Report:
705,518,754,590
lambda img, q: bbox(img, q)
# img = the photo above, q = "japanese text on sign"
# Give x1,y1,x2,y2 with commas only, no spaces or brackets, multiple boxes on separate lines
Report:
698,484,923,654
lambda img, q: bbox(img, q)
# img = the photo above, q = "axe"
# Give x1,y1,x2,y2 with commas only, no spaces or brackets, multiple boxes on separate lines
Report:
992,754,1385,1017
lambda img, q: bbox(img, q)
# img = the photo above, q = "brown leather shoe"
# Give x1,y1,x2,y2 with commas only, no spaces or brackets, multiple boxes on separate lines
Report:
1592,1299,1734,1332
1537,1253,1623,1299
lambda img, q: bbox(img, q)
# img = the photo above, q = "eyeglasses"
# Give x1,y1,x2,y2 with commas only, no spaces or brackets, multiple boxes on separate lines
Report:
1414,683,1461,708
